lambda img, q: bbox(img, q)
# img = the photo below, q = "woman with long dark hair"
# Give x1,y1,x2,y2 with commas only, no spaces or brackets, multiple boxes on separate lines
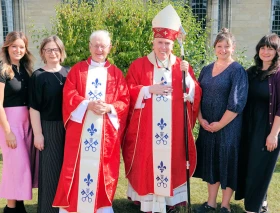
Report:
235,33,280,213
0,31,35,213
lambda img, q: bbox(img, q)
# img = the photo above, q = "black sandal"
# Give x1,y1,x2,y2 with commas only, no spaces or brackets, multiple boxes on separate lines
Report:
195,202,216,213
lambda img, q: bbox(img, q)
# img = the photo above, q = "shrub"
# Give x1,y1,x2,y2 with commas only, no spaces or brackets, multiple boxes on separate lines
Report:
30,0,211,74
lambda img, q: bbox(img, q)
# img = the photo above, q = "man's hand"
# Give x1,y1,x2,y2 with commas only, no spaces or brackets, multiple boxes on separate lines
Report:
88,100,111,115
149,81,172,95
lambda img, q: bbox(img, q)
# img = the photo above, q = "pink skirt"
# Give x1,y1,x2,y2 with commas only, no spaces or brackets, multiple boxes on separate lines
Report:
0,106,37,200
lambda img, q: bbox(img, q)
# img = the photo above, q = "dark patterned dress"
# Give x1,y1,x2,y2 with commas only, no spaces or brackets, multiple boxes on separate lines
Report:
193,62,248,190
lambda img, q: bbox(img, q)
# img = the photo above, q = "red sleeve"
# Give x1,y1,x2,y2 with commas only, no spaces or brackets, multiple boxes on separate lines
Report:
109,67,130,140
125,59,144,109
188,65,202,129
62,62,87,127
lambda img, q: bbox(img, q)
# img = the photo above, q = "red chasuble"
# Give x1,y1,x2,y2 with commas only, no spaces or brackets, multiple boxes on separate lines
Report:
53,58,129,212
122,53,201,197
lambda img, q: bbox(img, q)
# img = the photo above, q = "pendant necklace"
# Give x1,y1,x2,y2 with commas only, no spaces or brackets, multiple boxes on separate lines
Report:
52,72,63,85
155,55,170,71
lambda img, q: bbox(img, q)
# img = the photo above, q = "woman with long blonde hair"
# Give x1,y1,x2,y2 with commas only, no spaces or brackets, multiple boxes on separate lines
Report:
0,31,35,213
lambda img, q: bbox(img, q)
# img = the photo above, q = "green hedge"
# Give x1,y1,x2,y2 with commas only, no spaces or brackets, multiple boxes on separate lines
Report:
31,0,210,74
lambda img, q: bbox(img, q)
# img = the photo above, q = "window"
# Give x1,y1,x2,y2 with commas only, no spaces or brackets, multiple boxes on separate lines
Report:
190,0,208,29
272,0,280,35
1,0,14,40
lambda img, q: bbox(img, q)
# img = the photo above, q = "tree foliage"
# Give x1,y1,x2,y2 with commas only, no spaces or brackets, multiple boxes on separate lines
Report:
32,0,210,74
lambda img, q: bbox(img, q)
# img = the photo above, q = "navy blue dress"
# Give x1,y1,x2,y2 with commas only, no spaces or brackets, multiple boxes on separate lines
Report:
193,62,248,190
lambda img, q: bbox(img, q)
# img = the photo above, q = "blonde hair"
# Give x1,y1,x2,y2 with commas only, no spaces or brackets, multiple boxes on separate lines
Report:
0,31,34,79
39,35,66,64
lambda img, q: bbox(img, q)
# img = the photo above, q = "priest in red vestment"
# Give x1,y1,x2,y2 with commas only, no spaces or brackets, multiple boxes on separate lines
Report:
52,30,129,213
122,5,201,213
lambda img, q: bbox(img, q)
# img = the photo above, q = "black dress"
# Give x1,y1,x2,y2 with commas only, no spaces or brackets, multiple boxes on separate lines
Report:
29,67,68,213
235,70,280,212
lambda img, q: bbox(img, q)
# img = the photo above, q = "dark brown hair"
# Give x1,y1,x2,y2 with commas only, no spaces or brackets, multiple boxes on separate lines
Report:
213,28,236,47
253,33,280,79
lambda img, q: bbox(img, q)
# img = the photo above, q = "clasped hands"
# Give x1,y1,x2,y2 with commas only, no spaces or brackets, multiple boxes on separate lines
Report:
87,100,111,115
199,118,223,133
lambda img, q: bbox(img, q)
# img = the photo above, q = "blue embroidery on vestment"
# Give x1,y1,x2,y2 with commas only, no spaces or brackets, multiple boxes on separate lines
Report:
156,94,168,102
87,123,97,136
81,173,94,203
92,78,101,88
88,90,103,100
157,118,167,130
158,161,166,173
155,132,168,145
84,138,98,152
160,77,167,85
156,175,169,188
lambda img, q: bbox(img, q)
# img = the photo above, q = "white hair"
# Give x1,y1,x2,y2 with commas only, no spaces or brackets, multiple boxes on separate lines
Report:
89,30,111,44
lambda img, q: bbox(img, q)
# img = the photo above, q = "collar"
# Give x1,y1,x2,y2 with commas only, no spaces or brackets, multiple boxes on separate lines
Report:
86,57,111,68
147,51,176,69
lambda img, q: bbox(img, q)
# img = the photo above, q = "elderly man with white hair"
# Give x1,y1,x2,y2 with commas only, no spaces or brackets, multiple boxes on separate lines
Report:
53,30,130,213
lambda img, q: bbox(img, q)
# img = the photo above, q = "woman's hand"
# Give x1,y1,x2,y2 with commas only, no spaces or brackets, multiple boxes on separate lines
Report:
34,133,44,151
198,118,213,132
5,131,17,149
209,122,223,132
266,134,278,152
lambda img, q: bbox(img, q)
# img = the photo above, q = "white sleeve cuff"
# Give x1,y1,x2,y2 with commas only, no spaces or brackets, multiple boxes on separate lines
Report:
70,100,90,123
184,75,195,103
135,86,151,109
107,104,119,130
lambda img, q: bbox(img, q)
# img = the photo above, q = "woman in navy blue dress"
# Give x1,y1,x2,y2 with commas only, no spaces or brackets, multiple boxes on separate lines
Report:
194,28,248,213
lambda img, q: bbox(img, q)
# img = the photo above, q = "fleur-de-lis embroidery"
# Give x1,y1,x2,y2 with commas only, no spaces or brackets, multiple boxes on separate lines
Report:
155,132,169,145
156,174,169,188
158,161,166,173
84,138,98,152
84,173,93,186
81,188,94,203
157,118,167,130
87,123,97,136
160,77,167,85
92,78,101,88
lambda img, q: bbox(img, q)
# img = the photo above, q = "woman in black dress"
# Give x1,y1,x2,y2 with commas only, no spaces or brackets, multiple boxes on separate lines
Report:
235,34,280,213
29,35,68,213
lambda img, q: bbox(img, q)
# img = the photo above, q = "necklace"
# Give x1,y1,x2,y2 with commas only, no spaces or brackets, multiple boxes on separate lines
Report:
155,55,170,71
52,72,63,85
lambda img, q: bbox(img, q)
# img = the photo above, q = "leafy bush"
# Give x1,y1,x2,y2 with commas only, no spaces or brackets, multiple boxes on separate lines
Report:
30,0,211,74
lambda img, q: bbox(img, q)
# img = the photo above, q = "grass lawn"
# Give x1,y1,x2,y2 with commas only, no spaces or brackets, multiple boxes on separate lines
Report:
0,151,279,213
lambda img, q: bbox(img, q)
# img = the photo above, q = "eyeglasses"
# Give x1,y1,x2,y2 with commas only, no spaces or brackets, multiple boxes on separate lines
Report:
44,48,60,54
90,42,110,50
